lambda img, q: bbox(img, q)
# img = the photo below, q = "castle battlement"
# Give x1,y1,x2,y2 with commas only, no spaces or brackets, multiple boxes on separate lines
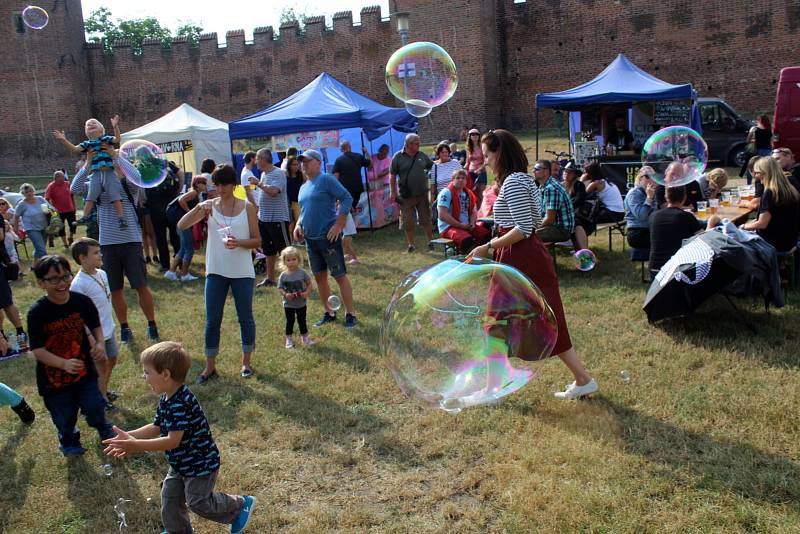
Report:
83,5,389,58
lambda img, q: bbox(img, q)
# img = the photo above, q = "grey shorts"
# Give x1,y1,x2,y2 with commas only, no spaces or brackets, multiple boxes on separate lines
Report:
105,336,120,359
101,242,148,292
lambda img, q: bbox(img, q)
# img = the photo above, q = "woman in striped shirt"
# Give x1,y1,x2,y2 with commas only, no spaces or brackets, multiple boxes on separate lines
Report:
467,130,598,399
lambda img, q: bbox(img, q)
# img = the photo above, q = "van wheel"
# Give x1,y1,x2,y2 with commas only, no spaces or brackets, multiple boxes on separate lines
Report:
729,145,748,167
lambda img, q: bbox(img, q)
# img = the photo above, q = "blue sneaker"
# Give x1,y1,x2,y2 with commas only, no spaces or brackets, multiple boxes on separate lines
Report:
231,495,256,534
344,314,358,328
147,325,160,342
314,313,336,327
120,327,134,344
59,445,86,457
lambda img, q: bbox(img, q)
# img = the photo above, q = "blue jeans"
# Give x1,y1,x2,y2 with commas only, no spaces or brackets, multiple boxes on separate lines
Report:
0,382,23,407
177,227,194,263
41,376,113,451
27,229,47,258
204,274,255,357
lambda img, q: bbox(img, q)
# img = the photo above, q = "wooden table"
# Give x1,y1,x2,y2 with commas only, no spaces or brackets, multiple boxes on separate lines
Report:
696,206,754,226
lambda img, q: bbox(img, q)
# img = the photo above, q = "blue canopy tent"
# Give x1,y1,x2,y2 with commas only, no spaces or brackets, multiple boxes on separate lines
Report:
535,54,701,158
228,72,418,229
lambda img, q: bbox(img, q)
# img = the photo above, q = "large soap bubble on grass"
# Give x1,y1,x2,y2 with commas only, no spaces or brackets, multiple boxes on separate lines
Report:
385,42,458,108
381,257,558,413
641,126,708,187
120,140,168,188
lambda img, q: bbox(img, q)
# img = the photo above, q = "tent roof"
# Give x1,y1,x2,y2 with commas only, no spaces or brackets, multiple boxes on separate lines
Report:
228,72,418,140
536,54,695,110
121,103,228,140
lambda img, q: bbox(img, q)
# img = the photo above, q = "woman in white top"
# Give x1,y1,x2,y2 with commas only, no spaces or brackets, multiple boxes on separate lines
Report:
584,162,625,221
178,164,261,381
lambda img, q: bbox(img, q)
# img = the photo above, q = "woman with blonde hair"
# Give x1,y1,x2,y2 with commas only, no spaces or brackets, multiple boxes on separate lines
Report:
698,167,729,199
742,156,800,252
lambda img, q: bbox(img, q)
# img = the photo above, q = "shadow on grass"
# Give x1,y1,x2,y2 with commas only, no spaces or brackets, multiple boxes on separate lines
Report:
0,425,34,530
205,373,418,465
656,296,800,368
536,398,800,510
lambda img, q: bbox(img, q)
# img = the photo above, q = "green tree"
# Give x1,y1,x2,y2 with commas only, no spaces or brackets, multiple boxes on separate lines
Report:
176,23,204,46
84,8,202,54
279,7,308,29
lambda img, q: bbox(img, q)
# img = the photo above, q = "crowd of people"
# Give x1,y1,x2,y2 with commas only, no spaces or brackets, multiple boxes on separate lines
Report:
3,118,800,533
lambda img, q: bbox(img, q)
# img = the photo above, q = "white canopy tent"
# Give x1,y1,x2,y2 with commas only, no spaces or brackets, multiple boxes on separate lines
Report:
121,103,230,175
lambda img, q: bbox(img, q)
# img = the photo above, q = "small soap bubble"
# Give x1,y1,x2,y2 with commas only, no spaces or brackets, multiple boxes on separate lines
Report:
641,126,708,187
114,498,131,532
619,370,630,382
404,99,432,118
22,6,49,30
574,249,596,271
327,294,342,311
102,464,113,477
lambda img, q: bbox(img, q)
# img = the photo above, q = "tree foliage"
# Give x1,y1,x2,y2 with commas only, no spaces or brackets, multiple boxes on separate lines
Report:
279,7,308,29
84,8,203,54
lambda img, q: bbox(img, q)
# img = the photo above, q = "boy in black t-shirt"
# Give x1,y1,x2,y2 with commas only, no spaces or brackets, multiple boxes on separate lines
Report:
27,255,113,456
103,341,256,534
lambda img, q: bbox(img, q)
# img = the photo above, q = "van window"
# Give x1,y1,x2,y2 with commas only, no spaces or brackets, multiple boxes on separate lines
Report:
700,103,736,131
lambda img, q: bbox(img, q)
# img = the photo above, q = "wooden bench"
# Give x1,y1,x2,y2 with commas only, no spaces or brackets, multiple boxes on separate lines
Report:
629,247,650,283
429,238,456,258
594,220,626,251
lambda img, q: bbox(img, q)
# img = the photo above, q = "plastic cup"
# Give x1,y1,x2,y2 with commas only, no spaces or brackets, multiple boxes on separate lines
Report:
217,226,232,244
708,198,719,214
721,191,731,207
696,201,707,218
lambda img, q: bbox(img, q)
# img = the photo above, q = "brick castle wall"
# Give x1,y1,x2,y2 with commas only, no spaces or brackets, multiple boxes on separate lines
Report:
2,0,798,175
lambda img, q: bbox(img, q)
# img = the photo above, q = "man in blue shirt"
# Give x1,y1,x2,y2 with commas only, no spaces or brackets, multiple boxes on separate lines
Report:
294,150,358,328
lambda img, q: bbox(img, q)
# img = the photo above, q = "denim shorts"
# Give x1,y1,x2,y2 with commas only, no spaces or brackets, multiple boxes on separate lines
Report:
306,237,347,278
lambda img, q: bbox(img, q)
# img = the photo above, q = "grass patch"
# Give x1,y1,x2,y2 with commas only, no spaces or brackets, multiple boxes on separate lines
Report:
1,131,798,532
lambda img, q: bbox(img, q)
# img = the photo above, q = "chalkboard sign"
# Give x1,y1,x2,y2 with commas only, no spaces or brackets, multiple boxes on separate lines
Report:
654,100,691,125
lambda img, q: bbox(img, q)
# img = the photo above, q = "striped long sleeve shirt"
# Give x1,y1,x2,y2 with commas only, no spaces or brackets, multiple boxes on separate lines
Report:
492,172,543,238
70,157,143,246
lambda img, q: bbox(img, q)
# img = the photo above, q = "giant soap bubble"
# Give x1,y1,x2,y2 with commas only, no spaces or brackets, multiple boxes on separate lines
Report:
119,140,168,188
22,6,49,29
404,99,433,118
385,42,458,108
381,257,557,413
641,126,708,187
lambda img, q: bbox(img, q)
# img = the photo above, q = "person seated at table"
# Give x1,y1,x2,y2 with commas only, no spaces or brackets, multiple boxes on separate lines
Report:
584,161,625,223
624,166,657,249
563,162,590,249
532,160,574,244
746,155,763,210
697,168,729,200
649,185,717,272
436,169,490,253
742,156,800,253
606,116,634,152
655,162,705,210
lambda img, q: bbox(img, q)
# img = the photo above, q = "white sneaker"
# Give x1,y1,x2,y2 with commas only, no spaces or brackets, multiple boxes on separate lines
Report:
180,273,198,281
554,378,598,399
285,337,294,349
164,271,179,281
301,335,315,346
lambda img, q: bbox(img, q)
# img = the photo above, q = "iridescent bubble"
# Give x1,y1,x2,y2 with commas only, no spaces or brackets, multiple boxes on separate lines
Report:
641,126,708,187
102,463,113,477
385,42,458,108
381,257,558,413
574,249,596,271
328,295,342,312
119,140,168,188
619,370,630,382
404,99,432,118
22,6,49,30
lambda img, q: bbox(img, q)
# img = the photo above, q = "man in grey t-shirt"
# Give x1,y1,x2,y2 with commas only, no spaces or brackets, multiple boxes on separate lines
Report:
253,148,290,287
390,134,434,253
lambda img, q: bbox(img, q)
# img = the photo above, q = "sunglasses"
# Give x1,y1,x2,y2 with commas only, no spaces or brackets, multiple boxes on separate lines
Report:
533,166,546,171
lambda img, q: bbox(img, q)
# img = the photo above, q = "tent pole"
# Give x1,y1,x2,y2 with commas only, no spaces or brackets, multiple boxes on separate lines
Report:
535,107,540,160
360,130,374,232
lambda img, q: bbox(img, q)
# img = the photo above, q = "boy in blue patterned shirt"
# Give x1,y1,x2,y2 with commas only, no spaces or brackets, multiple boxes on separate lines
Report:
52,116,128,229
102,341,256,534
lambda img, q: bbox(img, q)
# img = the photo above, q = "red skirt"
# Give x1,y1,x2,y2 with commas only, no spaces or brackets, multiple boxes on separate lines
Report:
495,227,573,356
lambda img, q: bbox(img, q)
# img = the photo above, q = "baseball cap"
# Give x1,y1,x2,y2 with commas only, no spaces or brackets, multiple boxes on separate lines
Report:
468,128,480,136
298,149,322,162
